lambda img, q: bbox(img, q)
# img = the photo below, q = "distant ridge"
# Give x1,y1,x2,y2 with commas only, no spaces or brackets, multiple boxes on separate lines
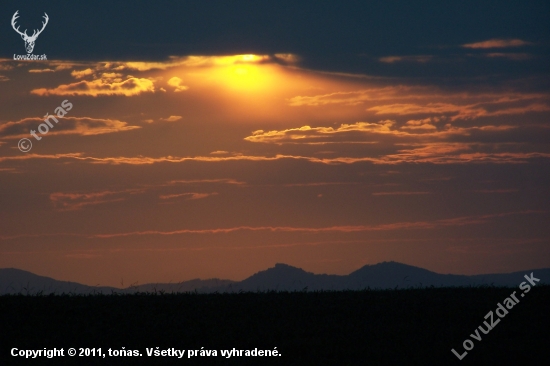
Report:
0,268,113,295
1,262,549,295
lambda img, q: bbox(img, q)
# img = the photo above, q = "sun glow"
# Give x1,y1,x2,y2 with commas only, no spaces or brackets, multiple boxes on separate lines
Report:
161,54,311,95
219,64,267,91
160,53,340,119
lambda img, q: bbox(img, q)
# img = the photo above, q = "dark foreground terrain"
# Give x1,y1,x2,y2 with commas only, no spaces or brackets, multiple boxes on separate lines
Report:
1,286,549,365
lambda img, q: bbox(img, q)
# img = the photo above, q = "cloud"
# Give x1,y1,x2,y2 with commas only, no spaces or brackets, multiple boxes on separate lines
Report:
368,102,550,121
31,77,155,97
244,121,400,144
64,253,101,259
379,55,433,63
2,147,549,167
273,54,301,64
101,72,123,79
92,54,284,72
71,68,94,79
378,143,550,164
473,189,518,194
0,117,140,139
243,120,520,145
159,192,218,200
46,180,236,211
159,115,183,122
288,87,550,121
288,87,413,106
50,189,144,211
165,178,245,186
462,39,533,49
84,210,544,239
401,118,438,130
0,64,14,71
284,182,360,187
167,76,188,92
482,53,532,61
28,69,56,73
372,191,431,196
0,75,8,82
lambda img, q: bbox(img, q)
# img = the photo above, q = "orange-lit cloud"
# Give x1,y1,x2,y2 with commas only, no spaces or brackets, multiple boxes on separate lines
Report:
34,54,292,75
28,69,55,73
462,39,532,49
368,102,550,120
21,53,301,100
31,77,155,97
2,147,549,167
167,76,188,92
119,54,274,71
159,192,218,200
81,210,544,239
32,76,155,97
288,87,550,122
0,117,139,139
50,189,144,211
401,118,438,130
245,121,400,144
243,121,519,145
287,87,414,106
380,143,550,164
159,115,183,122
71,68,94,79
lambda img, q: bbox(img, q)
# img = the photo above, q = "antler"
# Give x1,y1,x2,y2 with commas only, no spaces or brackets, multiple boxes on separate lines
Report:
11,11,48,40
11,10,28,37
35,13,48,38
29,13,49,40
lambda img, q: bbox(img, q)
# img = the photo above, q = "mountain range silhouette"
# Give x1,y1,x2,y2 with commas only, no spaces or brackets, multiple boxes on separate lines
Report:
1,261,549,295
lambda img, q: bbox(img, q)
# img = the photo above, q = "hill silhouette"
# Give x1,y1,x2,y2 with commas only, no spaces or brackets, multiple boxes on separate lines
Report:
1,261,549,295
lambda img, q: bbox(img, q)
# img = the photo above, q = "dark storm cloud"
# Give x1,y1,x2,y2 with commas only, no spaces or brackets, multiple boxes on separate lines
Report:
2,1,549,81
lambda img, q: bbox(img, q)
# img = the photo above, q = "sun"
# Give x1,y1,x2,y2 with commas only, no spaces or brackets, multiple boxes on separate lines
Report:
207,55,277,92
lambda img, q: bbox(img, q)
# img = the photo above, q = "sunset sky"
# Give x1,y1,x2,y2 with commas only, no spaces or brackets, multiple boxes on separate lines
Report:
1,1,549,287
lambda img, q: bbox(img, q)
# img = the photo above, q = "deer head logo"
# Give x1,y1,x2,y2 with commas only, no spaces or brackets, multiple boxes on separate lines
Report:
11,11,49,54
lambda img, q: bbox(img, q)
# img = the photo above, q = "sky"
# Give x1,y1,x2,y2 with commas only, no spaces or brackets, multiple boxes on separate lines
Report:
1,1,549,287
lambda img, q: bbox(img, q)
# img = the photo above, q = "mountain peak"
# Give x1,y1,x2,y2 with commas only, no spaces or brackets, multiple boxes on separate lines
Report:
273,263,299,269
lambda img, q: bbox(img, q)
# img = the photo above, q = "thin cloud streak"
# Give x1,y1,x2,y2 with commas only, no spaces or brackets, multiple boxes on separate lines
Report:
372,191,431,196
50,189,145,211
2,149,550,166
87,210,545,239
3,211,541,241
0,117,139,139
462,39,533,49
